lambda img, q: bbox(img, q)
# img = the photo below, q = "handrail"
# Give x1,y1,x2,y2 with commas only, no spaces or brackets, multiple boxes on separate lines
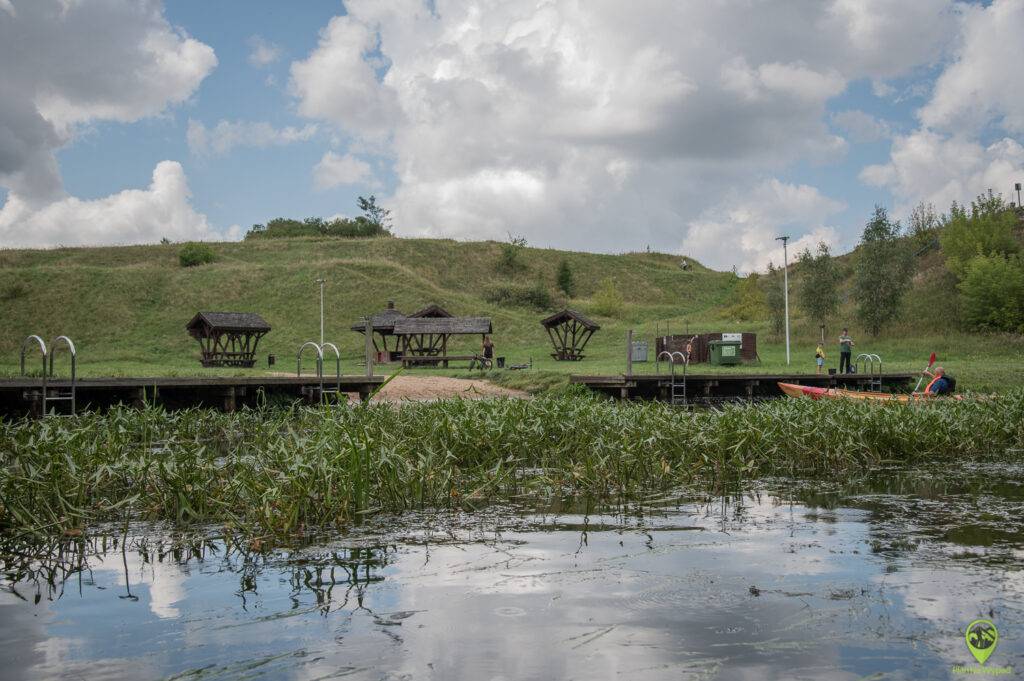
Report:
20,335,47,377
320,342,341,385
657,350,689,406
297,341,325,401
48,335,77,415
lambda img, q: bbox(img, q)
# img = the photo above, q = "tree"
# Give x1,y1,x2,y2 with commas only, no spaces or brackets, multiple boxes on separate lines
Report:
959,254,1024,333
854,206,913,335
591,278,624,317
764,263,786,336
723,272,767,322
796,242,840,328
178,242,216,267
357,195,393,232
556,259,575,297
498,233,528,279
908,202,941,253
940,191,1018,277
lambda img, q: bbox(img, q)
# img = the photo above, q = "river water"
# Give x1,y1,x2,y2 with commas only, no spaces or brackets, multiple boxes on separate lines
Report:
1,463,1022,680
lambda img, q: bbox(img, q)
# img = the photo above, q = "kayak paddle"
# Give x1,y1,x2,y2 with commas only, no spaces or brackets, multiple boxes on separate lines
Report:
912,352,937,393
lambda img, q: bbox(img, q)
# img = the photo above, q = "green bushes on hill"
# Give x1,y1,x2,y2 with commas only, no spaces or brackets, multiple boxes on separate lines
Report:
246,216,390,240
483,282,553,310
178,242,216,267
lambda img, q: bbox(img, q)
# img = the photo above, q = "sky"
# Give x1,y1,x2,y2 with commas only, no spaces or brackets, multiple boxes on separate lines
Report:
0,0,1022,272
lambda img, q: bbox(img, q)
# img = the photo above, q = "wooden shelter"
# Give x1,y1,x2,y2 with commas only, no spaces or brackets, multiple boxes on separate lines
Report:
392,316,493,367
186,312,271,368
350,301,406,361
409,304,453,319
541,309,600,361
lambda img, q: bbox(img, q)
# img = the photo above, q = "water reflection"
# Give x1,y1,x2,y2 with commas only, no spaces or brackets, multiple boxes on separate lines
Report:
1,464,1022,680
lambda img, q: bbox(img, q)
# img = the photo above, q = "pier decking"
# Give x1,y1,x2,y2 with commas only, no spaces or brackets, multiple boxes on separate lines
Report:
0,375,385,418
572,372,917,402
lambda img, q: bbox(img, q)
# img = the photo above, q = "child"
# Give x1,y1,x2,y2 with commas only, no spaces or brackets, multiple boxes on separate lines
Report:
815,344,826,375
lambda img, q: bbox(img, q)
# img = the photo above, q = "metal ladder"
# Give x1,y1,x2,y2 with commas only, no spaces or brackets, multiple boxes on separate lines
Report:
657,350,689,406
855,353,883,392
21,334,78,416
297,341,342,403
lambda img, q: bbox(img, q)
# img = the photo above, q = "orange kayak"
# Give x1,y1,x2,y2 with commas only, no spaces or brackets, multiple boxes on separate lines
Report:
776,382,947,402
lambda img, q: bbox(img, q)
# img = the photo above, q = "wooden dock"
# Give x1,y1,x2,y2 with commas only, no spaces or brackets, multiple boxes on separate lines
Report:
0,375,385,418
572,372,917,402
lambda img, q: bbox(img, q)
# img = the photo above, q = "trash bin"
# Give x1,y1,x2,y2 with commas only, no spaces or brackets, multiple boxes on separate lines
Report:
497,357,506,369
708,340,741,366
631,341,649,362
267,354,276,367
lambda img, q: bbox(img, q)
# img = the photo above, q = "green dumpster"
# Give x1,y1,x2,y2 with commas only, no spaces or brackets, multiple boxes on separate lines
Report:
708,339,742,366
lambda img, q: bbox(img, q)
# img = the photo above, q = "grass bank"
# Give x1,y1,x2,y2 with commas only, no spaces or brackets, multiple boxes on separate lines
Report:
3,389,1021,539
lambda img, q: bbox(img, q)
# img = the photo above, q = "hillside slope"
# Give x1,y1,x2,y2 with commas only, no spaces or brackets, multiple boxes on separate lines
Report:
0,237,737,375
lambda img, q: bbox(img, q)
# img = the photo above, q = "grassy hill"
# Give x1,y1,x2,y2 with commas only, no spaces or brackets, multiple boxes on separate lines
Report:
1,235,1021,391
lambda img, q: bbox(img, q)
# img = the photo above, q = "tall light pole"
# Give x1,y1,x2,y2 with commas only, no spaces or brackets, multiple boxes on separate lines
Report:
775,236,791,365
315,278,326,346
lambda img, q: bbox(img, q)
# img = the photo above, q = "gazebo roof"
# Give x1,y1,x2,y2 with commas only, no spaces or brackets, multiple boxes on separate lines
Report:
351,307,406,333
186,311,271,332
409,304,453,318
540,309,600,331
392,317,492,336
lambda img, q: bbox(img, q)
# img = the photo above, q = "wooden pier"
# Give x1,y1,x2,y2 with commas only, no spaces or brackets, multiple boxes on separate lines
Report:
0,375,385,418
572,372,917,402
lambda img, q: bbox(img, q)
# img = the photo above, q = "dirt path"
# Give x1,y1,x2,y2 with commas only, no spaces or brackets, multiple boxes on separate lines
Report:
366,374,527,402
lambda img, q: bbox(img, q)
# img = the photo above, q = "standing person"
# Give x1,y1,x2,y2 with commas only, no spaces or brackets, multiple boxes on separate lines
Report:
482,335,495,368
838,328,854,373
815,343,826,375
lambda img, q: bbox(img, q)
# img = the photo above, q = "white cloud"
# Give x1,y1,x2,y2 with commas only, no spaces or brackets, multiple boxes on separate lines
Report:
187,119,318,156
683,179,845,273
0,0,217,247
288,0,956,264
861,131,1024,214
247,35,282,68
920,0,1024,134
313,152,376,189
0,161,221,248
831,110,894,143
861,0,1024,216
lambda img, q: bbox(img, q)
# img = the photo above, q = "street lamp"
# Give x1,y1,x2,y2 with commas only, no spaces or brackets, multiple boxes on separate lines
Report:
775,236,791,366
315,278,326,347
1016,182,1022,208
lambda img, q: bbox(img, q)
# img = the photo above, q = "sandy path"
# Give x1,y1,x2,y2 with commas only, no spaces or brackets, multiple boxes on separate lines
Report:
366,374,527,402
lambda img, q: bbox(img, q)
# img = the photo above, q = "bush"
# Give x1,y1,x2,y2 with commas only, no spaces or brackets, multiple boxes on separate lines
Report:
483,282,552,310
1,282,28,301
178,242,216,267
556,259,575,296
245,216,392,240
959,254,1024,333
497,234,528,279
590,278,624,317
940,192,1019,277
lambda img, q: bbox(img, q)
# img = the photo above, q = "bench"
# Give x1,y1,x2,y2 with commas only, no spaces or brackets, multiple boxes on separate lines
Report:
402,354,489,369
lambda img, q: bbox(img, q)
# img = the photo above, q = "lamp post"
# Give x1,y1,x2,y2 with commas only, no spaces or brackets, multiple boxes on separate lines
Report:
1016,182,1022,208
775,236,791,365
315,278,326,347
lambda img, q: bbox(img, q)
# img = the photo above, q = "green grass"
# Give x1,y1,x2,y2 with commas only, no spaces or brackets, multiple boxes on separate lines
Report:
2,390,1021,539
0,236,1021,393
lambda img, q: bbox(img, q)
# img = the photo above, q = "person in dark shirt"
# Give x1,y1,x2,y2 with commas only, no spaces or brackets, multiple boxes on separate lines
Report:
838,328,854,374
923,365,954,395
482,335,494,367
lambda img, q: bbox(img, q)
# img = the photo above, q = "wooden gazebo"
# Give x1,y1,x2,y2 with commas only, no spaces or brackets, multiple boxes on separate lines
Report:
351,301,407,361
186,312,271,368
393,316,493,367
541,309,600,361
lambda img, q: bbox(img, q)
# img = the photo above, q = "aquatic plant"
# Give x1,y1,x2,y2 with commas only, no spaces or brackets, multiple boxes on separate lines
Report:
1,388,1022,538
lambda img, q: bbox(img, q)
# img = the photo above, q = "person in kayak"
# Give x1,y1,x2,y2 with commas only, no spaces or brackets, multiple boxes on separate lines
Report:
922,366,955,395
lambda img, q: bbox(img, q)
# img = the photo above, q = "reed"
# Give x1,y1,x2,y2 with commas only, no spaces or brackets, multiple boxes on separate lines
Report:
2,388,1022,538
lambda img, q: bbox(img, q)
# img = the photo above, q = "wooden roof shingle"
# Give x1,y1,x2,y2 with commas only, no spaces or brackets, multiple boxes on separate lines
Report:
392,317,492,336
540,309,600,331
187,312,271,332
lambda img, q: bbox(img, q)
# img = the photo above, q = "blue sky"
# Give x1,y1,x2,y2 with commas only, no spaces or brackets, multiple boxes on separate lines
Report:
1,0,1021,271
